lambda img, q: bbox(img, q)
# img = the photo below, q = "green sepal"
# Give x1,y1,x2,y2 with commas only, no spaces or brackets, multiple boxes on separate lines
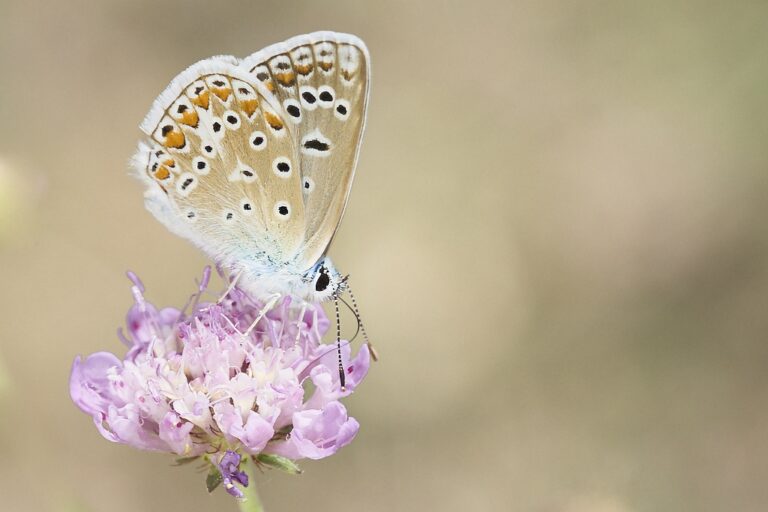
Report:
255,453,303,475
206,466,223,493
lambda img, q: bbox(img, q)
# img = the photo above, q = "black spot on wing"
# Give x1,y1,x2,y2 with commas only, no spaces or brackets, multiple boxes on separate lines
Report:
302,91,317,104
286,104,301,118
303,139,330,152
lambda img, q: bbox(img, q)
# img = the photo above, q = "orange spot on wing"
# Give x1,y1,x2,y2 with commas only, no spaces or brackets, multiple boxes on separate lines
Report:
264,111,284,131
164,130,186,149
241,99,259,117
212,87,231,102
163,158,175,168
295,63,313,75
179,110,199,127
154,166,171,180
191,91,210,109
319,62,333,72
341,69,355,81
275,72,295,87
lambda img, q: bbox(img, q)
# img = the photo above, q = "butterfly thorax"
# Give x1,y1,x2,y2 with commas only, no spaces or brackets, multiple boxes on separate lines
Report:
236,256,344,302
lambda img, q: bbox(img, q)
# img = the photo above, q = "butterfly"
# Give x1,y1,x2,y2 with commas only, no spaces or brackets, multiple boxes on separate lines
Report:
132,31,369,307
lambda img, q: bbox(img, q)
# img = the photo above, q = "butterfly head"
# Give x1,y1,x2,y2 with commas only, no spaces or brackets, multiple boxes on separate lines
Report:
306,257,346,302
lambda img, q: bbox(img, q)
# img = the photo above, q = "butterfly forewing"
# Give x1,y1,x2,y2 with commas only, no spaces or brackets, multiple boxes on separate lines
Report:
137,60,306,270
241,32,370,271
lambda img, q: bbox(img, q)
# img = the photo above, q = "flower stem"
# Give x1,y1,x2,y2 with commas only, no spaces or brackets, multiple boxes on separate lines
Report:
238,457,265,512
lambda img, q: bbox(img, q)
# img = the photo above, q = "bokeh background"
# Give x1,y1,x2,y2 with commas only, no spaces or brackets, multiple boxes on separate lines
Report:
2,1,768,511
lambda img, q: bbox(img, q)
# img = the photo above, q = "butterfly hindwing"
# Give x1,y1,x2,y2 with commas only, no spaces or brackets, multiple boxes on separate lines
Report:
135,59,306,271
241,32,370,271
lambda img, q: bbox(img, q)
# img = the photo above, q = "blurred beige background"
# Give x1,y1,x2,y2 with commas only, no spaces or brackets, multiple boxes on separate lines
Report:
2,1,768,511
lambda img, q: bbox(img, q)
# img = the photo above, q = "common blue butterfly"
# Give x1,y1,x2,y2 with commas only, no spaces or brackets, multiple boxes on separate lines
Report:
132,32,369,308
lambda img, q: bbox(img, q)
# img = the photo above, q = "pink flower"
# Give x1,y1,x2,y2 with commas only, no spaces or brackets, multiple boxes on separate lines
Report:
269,401,360,460
69,268,370,496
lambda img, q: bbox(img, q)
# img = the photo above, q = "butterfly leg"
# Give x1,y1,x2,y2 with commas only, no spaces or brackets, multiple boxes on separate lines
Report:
217,270,243,304
244,293,282,336
295,302,307,343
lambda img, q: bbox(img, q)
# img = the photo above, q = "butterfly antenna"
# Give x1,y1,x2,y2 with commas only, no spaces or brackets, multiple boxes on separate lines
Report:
346,282,379,362
338,295,361,343
334,295,346,391
337,274,362,343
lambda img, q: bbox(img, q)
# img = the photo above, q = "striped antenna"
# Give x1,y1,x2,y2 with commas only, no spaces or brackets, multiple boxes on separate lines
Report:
334,295,346,390
346,282,378,362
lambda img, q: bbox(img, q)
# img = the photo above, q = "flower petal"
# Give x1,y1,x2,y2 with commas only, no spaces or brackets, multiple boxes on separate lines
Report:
268,401,359,460
159,411,195,455
69,352,122,416
240,411,275,453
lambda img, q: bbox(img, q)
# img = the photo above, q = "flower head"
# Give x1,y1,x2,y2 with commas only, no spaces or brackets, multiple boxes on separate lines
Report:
70,268,370,497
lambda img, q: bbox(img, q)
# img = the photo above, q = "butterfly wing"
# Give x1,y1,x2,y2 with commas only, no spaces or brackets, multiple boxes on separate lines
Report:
240,31,370,271
133,58,307,274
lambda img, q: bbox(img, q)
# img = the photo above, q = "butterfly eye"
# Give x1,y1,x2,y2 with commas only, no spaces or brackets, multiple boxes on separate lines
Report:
192,157,209,175
272,157,292,178
317,85,335,108
315,267,330,292
274,201,291,219
223,110,241,130
249,130,267,151
334,99,351,121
